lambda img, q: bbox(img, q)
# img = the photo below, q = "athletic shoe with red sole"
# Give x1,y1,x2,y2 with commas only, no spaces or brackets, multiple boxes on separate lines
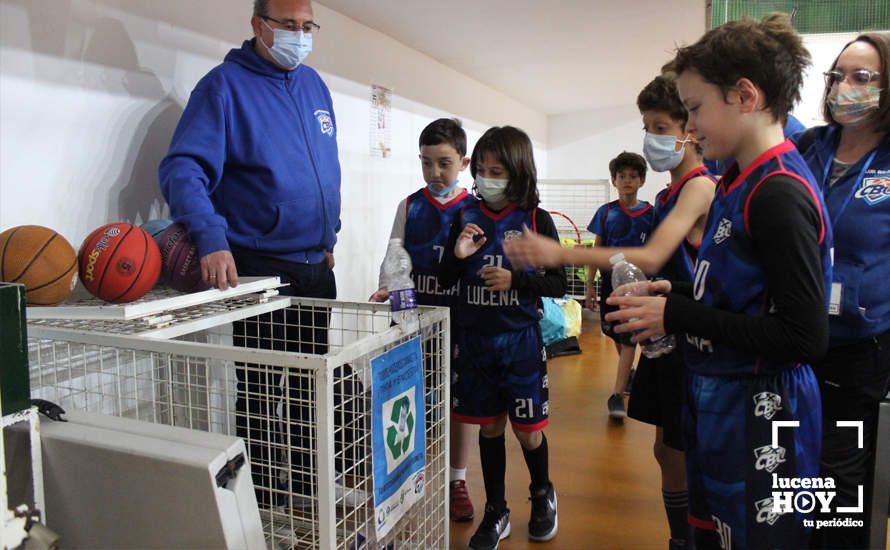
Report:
450,479,474,522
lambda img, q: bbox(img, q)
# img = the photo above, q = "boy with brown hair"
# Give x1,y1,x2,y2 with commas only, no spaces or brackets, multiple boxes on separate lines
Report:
586,151,653,421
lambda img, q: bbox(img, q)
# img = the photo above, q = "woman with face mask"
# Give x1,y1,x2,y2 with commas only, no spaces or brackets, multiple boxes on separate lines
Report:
791,32,890,550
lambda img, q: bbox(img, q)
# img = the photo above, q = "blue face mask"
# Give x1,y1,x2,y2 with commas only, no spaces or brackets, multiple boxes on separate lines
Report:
261,21,312,70
427,179,459,197
643,132,690,172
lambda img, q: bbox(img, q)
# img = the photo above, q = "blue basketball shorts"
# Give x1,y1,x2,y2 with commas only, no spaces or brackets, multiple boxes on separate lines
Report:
451,323,549,432
684,366,822,550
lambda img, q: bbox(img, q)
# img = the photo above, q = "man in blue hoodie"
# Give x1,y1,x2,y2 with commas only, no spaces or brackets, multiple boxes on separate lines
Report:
159,0,342,509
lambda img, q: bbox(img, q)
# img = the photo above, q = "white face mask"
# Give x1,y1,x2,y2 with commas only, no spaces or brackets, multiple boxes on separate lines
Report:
643,132,690,172
474,176,509,206
260,20,312,70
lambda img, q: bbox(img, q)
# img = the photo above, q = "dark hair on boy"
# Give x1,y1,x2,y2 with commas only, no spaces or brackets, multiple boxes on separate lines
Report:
638,72,704,156
637,74,688,124
673,12,811,125
470,126,540,210
822,32,890,132
253,0,269,17
609,151,647,182
419,118,467,157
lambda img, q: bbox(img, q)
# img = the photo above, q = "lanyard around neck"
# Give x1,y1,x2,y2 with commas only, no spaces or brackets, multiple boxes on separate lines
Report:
821,133,878,224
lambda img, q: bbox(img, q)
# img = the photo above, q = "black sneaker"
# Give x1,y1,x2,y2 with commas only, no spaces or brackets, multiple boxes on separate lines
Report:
468,503,510,550
624,367,636,395
607,393,626,421
528,483,558,541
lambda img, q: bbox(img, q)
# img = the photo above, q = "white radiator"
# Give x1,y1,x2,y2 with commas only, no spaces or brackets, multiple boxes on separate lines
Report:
8,410,265,549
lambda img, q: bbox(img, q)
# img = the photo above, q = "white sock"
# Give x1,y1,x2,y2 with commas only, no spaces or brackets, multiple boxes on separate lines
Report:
450,467,466,482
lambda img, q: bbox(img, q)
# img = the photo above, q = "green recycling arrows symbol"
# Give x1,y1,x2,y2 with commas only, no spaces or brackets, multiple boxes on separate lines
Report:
385,396,414,460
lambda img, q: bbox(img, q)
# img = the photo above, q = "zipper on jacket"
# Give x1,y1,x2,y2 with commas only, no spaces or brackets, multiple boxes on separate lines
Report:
286,70,330,257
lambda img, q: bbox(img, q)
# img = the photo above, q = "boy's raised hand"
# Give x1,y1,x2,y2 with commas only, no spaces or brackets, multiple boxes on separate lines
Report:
503,225,564,269
455,223,486,259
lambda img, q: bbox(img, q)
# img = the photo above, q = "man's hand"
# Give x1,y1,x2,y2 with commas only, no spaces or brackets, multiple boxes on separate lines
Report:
200,250,238,290
479,266,512,291
503,226,565,269
455,223,486,259
325,252,335,269
369,288,389,302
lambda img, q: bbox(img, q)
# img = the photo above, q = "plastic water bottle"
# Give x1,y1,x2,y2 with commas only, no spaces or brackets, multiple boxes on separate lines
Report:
382,238,418,325
609,253,675,358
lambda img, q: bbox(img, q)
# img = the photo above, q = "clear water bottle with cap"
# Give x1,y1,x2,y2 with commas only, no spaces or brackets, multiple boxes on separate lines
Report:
609,253,675,358
382,238,418,325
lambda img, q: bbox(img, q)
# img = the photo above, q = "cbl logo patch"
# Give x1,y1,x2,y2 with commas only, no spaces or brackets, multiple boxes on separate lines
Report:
856,177,890,206
314,109,334,137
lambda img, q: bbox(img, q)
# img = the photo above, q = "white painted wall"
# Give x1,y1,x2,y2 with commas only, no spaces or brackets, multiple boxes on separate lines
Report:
0,0,547,302
797,32,860,127
546,32,863,208
547,104,646,205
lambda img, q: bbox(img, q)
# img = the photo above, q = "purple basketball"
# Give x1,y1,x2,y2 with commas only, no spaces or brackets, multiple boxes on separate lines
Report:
153,223,209,293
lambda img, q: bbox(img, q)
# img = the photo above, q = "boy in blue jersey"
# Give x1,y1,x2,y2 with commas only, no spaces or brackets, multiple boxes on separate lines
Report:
603,14,832,550
369,118,478,522
586,152,653,421
505,72,716,550
439,126,567,549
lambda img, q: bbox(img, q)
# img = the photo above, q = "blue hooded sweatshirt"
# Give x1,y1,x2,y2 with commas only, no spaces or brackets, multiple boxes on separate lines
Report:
159,39,341,264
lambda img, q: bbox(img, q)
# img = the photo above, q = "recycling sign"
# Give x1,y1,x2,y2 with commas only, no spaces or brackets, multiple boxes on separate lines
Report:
370,337,426,539
385,395,415,465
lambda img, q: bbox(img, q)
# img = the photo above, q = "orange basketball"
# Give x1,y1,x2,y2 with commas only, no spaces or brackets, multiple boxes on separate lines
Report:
0,225,78,306
78,223,161,303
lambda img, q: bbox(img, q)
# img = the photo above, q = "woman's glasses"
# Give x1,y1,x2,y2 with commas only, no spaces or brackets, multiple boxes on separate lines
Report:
823,69,881,87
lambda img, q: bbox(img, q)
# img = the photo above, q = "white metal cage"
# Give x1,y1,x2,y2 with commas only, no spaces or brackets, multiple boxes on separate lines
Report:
27,289,449,550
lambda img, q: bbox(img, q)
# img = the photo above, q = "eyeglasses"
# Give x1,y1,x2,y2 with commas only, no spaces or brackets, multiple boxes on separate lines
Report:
823,69,881,87
260,15,320,34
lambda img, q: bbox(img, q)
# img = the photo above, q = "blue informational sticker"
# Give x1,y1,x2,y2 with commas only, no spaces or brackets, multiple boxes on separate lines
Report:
370,336,426,539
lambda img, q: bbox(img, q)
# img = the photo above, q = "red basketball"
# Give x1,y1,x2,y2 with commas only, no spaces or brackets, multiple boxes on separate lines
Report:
78,223,161,303
154,223,208,293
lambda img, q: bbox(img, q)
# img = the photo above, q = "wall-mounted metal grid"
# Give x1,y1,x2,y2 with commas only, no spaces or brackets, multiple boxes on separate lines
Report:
538,179,609,241
538,180,608,302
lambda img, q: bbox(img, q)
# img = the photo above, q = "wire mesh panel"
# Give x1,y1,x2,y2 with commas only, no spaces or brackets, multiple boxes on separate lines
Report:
709,0,888,33
547,210,596,301
538,179,610,230
27,298,449,549
539,180,607,302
